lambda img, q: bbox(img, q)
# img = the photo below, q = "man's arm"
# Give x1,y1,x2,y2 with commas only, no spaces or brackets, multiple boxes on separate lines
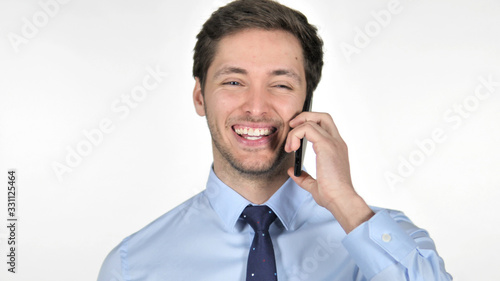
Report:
343,208,452,280
285,112,452,280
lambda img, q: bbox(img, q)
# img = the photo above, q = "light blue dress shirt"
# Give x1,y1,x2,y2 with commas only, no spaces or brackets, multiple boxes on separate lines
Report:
97,168,452,280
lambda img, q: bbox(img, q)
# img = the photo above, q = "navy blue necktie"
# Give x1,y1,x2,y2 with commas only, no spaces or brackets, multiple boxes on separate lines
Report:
241,205,278,281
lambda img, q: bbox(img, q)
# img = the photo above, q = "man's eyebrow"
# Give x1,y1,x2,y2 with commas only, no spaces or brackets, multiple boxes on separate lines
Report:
271,69,302,85
212,66,302,85
213,66,247,80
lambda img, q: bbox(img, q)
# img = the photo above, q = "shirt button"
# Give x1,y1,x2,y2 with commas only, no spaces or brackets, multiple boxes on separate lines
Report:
382,233,392,242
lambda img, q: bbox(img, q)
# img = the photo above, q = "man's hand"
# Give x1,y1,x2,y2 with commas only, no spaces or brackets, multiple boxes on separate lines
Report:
285,112,374,233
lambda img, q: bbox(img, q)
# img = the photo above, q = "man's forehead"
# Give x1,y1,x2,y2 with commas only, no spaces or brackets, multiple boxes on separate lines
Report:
208,29,306,80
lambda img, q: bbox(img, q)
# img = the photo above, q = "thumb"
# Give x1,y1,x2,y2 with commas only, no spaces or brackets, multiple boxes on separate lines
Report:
287,167,317,193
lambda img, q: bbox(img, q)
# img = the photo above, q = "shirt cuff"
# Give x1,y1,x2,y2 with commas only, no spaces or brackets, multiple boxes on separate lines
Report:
342,210,417,280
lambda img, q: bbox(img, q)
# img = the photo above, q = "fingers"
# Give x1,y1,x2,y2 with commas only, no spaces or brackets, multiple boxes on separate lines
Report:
285,112,345,153
287,167,317,192
289,112,340,137
285,120,329,152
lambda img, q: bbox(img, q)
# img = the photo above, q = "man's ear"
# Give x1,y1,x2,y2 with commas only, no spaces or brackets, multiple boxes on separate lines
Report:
193,77,206,116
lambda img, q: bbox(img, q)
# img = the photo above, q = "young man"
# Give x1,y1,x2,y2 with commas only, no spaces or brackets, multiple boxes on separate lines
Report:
98,1,452,280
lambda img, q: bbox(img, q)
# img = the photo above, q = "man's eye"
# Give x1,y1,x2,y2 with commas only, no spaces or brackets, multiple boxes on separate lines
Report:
275,84,292,90
224,81,241,86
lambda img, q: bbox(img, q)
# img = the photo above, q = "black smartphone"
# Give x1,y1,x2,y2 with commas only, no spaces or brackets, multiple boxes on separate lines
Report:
294,95,312,177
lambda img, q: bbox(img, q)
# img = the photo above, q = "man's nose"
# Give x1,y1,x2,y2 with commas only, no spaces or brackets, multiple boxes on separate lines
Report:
242,86,271,116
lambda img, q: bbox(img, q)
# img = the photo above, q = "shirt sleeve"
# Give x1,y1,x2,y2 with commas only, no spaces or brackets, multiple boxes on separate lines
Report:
97,243,126,281
342,209,453,281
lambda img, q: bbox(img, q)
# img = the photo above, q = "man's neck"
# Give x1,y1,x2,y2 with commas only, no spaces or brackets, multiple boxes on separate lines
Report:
213,161,292,205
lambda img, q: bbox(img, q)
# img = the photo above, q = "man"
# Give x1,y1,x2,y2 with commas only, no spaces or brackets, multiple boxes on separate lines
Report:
98,0,452,280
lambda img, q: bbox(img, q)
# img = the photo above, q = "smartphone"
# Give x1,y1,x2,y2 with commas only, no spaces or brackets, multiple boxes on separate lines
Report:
294,95,312,177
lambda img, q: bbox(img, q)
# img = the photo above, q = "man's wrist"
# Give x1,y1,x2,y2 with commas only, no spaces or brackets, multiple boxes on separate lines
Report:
325,189,374,234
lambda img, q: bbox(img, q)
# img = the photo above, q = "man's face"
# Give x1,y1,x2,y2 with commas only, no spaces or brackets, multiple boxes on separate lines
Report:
193,29,307,177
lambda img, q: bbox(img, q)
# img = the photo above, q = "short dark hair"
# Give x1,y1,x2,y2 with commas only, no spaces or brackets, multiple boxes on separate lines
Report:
193,0,324,102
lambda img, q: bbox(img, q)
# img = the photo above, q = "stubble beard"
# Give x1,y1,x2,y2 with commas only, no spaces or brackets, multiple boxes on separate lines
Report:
214,137,289,179
206,112,291,180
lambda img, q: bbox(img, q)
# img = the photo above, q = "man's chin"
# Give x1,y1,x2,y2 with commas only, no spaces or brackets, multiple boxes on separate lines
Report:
231,162,276,176
213,137,291,178
230,153,291,177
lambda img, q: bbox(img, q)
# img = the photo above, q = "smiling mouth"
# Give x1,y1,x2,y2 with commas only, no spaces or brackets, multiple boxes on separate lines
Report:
232,125,277,140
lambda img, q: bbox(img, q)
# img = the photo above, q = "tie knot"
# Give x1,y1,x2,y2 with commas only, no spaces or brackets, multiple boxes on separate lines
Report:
241,205,277,232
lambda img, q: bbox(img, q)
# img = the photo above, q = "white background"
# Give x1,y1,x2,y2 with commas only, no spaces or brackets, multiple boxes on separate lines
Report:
1,0,499,280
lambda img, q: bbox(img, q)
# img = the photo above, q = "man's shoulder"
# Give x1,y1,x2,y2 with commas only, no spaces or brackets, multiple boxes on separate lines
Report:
138,192,212,233
98,191,219,280
115,191,217,250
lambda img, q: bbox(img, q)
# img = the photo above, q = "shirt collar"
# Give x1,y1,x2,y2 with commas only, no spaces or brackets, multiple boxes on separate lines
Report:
204,167,311,232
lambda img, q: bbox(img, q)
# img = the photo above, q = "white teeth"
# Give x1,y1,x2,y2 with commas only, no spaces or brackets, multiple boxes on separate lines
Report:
234,127,272,137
